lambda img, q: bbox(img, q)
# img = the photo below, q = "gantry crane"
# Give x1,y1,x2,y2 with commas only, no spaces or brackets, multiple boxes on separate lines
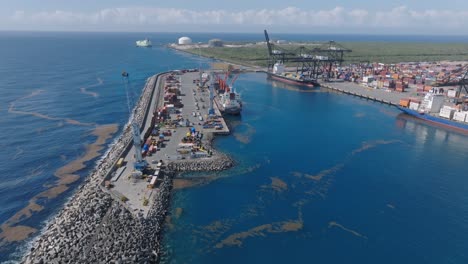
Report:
264,29,352,80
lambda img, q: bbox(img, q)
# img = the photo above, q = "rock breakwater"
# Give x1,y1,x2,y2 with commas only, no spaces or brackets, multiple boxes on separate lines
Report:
167,153,234,172
21,72,235,263
23,176,172,263
21,75,166,263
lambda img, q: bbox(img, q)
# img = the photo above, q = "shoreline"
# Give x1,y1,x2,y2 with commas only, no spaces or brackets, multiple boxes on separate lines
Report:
22,71,234,263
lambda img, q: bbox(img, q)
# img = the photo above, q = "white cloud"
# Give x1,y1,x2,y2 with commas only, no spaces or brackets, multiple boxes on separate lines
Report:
4,6,468,33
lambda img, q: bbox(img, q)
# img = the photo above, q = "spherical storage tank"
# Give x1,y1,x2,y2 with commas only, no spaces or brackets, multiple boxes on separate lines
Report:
178,36,192,45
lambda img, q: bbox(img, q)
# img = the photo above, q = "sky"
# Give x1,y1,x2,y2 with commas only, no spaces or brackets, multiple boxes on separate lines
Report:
1,0,468,34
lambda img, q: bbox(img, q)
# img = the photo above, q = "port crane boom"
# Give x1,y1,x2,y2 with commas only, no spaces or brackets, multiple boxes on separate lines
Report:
264,29,352,80
122,71,147,171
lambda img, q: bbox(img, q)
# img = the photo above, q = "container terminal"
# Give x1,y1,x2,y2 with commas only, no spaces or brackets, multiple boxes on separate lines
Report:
171,31,468,132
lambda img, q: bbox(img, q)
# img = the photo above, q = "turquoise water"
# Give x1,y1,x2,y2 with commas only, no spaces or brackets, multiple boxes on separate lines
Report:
161,74,468,263
0,32,467,263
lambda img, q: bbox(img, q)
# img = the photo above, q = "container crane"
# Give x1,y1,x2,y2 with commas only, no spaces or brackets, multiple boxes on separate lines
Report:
264,29,352,80
121,71,147,171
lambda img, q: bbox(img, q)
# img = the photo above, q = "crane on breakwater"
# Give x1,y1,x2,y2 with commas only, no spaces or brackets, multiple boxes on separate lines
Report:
122,71,147,171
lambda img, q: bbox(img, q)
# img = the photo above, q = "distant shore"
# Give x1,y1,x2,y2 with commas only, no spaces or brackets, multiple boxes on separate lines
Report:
169,41,468,66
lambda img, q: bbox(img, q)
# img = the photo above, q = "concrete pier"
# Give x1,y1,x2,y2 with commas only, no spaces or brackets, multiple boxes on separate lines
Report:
321,81,420,106
109,70,232,217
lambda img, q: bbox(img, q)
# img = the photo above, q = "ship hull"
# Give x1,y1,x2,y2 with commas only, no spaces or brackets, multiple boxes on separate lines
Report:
268,73,319,87
222,107,242,115
136,44,152,47
136,40,152,47
214,97,242,115
397,106,468,132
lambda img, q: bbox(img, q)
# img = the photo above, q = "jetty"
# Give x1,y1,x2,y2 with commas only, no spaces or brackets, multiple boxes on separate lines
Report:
23,69,234,264
321,81,420,106
108,70,231,217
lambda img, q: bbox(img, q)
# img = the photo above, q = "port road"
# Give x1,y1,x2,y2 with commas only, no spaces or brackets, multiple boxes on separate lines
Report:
322,81,420,106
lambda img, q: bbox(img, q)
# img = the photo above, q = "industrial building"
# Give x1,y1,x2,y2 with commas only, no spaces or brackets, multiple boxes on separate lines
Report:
208,39,223,47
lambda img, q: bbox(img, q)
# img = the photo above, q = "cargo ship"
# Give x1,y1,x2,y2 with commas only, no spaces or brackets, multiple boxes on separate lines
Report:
216,90,242,115
136,38,152,47
213,72,242,115
397,89,468,133
268,62,319,88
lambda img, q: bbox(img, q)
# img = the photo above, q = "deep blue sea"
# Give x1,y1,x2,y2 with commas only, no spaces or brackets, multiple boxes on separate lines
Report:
0,32,467,263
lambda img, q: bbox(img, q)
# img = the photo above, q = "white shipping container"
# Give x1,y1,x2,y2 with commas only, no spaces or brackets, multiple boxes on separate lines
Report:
363,76,374,83
447,90,458,98
439,108,455,119
453,111,467,122
409,102,420,110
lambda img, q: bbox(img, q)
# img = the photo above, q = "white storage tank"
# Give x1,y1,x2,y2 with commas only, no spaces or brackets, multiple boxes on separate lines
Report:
178,36,192,45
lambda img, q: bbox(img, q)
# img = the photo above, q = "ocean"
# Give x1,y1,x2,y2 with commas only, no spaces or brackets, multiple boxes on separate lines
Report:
0,32,468,263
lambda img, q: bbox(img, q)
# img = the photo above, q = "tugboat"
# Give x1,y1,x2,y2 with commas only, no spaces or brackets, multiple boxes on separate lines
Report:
136,38,152,47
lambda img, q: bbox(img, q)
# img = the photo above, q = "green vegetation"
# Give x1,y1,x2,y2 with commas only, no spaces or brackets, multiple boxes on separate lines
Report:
143,197,149,206
344,42,468,64
184,42,468,66
121,196,129,202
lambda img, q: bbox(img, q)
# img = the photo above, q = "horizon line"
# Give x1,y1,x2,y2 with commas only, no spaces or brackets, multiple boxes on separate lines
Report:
1,29,468,37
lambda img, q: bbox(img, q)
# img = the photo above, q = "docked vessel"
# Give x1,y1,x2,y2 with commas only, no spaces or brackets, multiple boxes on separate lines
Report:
268,62,319,88
136,38,152,47
397,88,468,132
217,89,242,115
213,72,242,115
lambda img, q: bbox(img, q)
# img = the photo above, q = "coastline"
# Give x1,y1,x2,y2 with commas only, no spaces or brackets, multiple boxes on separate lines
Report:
22,71,234,263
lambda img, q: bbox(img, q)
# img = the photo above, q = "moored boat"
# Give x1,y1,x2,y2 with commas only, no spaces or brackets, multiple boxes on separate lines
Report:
397,88,468,133
217,91,242,115
396,106,468,132
136,38,152,47
268,62,319,88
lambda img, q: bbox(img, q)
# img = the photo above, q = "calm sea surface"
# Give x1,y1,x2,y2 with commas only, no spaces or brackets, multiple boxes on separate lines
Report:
0,32,467,263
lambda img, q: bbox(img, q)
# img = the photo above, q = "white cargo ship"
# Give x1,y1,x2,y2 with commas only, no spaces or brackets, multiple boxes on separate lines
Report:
136,38,152,47
218,90,242,115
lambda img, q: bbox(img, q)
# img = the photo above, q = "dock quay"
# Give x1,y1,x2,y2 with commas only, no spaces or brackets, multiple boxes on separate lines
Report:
23,69,234,264
320,81,421,106
109,69,231,217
